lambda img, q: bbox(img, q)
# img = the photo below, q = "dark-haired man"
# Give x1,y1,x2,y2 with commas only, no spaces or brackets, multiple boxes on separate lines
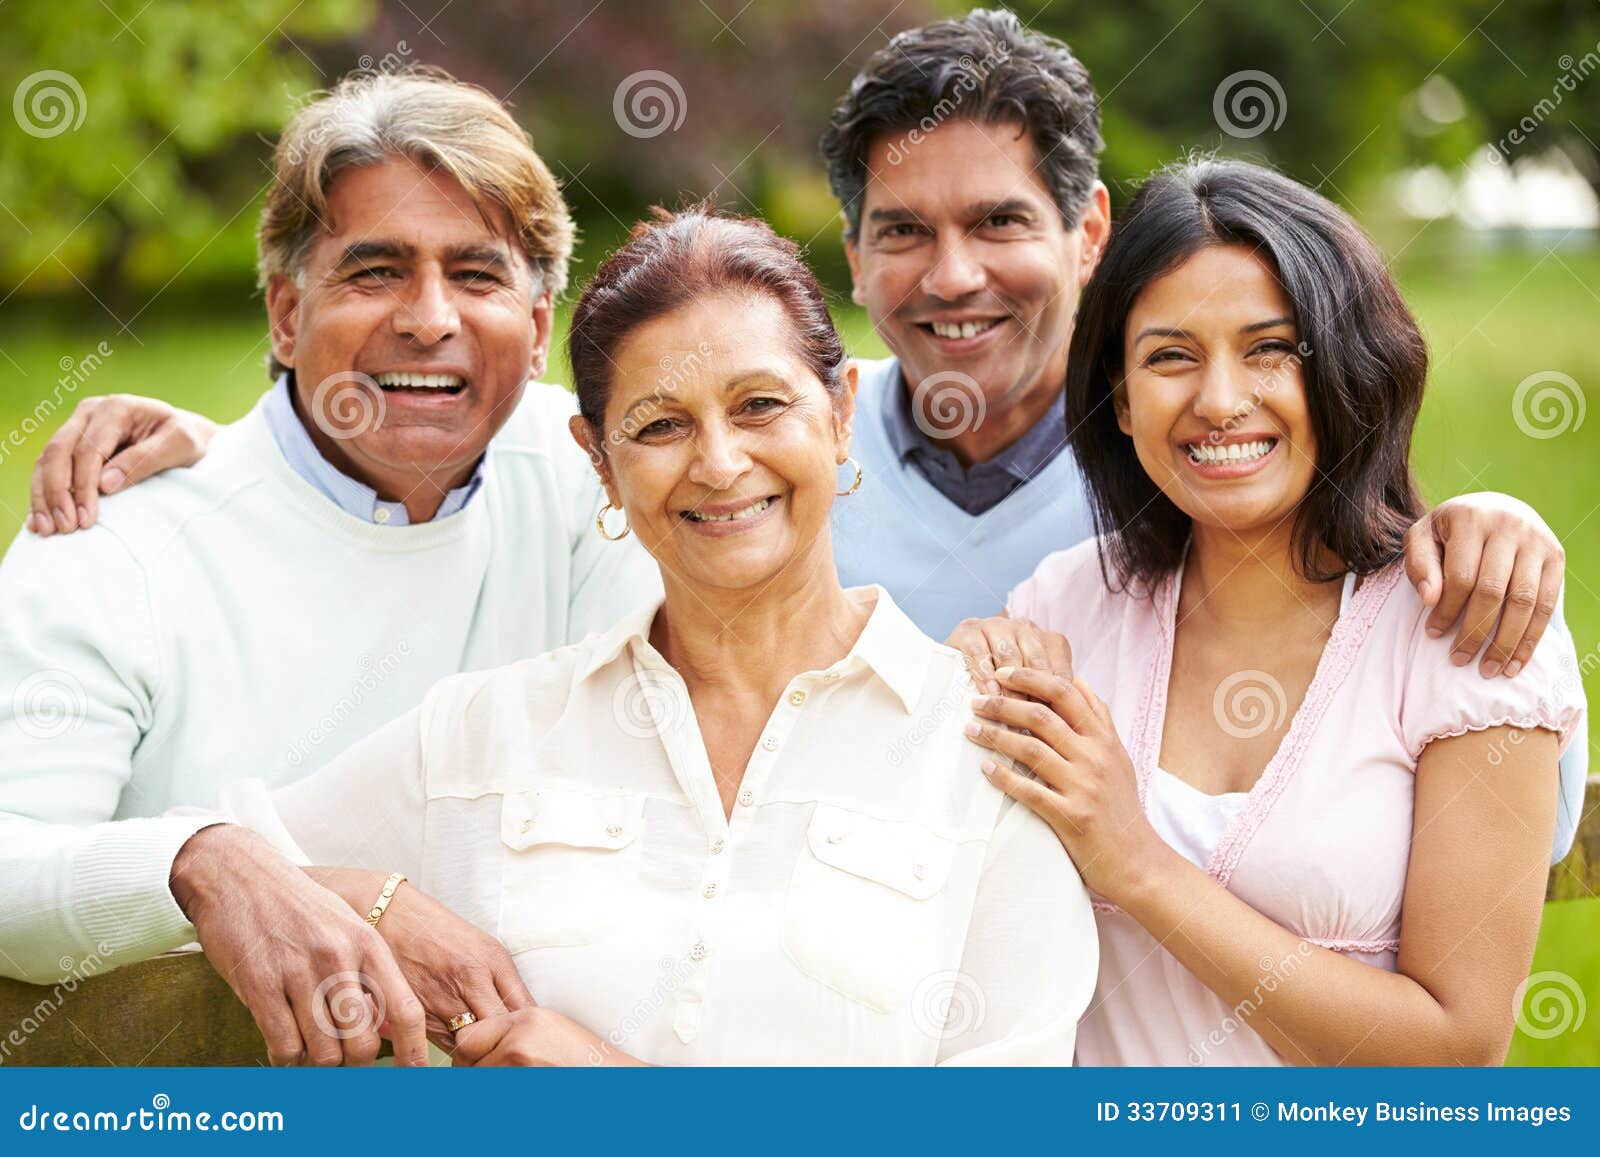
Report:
818,7,1585,860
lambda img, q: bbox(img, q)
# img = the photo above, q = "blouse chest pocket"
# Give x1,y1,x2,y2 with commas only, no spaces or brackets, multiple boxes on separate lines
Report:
498,787,648,953
782,803,967,1014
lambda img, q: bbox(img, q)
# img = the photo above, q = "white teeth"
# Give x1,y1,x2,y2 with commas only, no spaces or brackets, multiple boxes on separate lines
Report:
1185,438,1276,465
686,496,773,523
930,319,999,340
374,371,465,390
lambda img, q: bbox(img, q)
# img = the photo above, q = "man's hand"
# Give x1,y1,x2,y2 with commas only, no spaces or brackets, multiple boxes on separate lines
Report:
28,394,216,536
169,825,428,1067
1402,493,1565,678
945,614,1073,695
306,866,534,1046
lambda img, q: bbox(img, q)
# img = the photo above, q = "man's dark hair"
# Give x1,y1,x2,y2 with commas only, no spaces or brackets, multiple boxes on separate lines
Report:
1065,158,1429,590
820,7,1103,240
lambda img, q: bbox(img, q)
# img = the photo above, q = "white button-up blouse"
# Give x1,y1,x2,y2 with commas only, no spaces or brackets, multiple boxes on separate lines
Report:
218,586,1098,1065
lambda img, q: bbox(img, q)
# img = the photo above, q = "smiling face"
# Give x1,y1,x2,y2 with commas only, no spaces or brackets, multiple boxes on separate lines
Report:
1116,243,1319,539
575,291,856,596
266,156,553,510
845,118,1105,423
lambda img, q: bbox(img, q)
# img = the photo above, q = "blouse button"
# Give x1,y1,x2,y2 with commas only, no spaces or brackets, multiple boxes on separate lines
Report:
519,818,533,834
737,788,755,807
373,507,392,525
761,735,779,752
605,824,624,839
823,671,841,682
787,690,806,707
912,863,927,881
702,882,719,899
689,940,708,961
709,837,726,854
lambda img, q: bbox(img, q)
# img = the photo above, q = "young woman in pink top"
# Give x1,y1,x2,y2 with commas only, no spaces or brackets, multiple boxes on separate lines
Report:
963,159,1584,1066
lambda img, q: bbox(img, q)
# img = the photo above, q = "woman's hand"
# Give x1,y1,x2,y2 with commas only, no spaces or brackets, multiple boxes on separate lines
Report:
944,614,1073,696
305,866,534,1046
449,1006,645,1067
28,394,216,535
964,665,1169,903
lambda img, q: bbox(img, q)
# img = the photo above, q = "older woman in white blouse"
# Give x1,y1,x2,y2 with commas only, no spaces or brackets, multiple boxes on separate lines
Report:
216,206,1096,1066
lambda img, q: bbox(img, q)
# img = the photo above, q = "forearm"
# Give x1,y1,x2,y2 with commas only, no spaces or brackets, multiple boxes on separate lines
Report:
1118,850,1482,1066
0,813,224,984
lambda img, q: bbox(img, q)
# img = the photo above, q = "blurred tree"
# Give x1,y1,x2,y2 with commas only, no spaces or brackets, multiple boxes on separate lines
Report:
1439,0,1600,198
0,0,372,306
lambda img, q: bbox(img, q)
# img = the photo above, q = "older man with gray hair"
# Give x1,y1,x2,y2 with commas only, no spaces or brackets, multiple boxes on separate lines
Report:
0,68,658,1064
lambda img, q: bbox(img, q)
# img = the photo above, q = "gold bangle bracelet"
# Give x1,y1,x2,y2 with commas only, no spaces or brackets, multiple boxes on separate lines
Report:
365,872,408,928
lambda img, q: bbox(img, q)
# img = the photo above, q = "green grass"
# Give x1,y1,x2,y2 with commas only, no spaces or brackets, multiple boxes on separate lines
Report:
0,245,1594,1064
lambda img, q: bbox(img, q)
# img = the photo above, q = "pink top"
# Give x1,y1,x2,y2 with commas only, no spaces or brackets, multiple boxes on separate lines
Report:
1008,539,1585,1066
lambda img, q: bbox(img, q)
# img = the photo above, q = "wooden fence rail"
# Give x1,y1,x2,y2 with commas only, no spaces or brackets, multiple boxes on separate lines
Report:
3,774,1596,1066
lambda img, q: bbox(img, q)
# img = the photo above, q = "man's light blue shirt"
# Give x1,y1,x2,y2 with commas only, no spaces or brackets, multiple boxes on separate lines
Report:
261,376,482,525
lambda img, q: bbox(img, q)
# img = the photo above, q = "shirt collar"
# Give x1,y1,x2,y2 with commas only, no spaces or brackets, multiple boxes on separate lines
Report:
262,375,484,525
880,359,1069,483
575,585,933,714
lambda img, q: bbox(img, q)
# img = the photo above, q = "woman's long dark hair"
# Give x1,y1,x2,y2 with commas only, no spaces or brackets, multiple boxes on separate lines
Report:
1066,158,1428,590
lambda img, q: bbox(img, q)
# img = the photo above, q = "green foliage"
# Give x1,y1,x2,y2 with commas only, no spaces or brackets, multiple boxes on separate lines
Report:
0,0,371,299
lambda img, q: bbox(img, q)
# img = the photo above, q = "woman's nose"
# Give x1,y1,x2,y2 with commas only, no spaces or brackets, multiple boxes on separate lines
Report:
687,426,752,490
1192,362,1258,428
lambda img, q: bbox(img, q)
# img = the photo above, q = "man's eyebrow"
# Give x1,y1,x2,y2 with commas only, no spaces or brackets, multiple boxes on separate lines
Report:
964,197,1034,220
444,242,515,269
865,206,922,225
334,240,414,268
1241,316,1295,333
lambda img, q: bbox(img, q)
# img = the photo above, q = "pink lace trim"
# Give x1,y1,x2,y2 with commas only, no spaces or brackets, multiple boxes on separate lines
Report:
1407,713,1578,762
1130,562,1406,890
1089,903,1398,954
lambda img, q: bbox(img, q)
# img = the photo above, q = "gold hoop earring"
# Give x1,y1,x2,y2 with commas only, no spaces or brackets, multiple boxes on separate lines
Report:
836,456,864,497
596,503,631,541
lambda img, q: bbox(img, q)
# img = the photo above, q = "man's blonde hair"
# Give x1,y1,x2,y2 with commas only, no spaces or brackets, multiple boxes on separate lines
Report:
259,67,574,375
